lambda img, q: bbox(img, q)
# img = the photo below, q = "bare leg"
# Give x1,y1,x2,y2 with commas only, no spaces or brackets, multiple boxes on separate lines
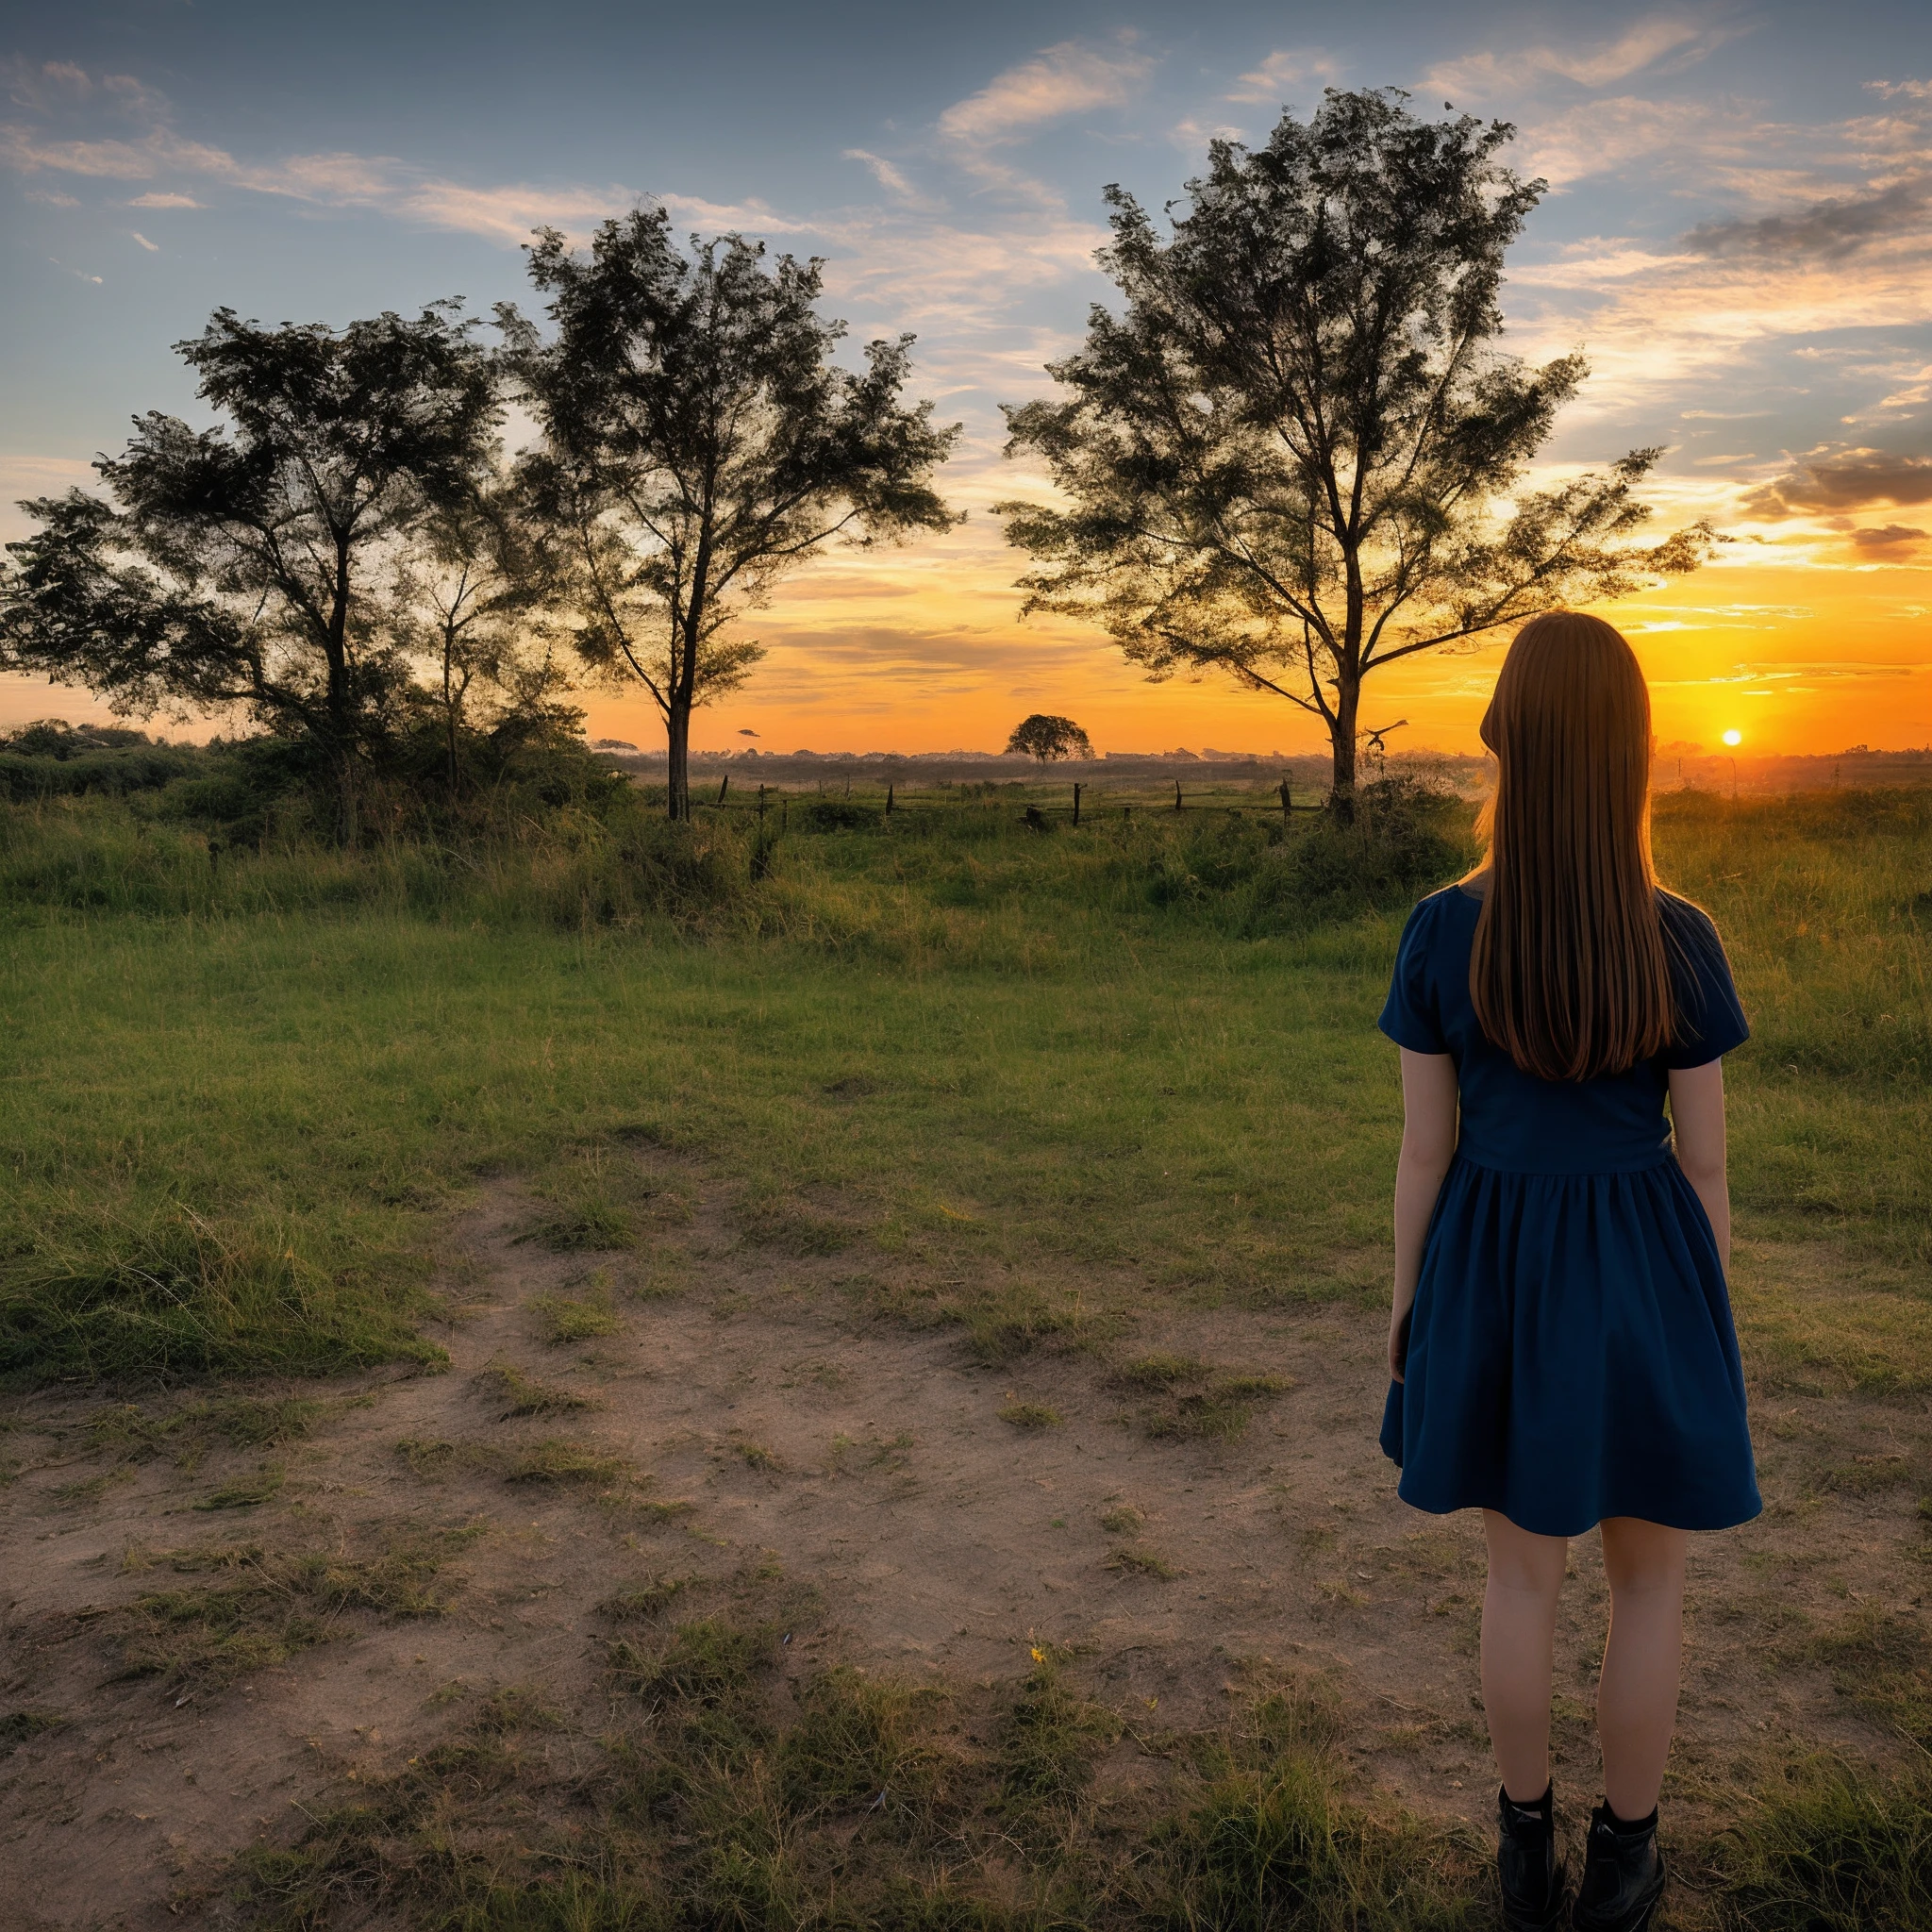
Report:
1481,1509,1570,1802
1596,1516,1688,1820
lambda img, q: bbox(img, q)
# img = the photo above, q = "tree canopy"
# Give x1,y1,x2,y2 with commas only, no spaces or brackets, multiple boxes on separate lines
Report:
508,208,960,820
0,303,499,839
1006,713,1094,761
1000,89,1707,805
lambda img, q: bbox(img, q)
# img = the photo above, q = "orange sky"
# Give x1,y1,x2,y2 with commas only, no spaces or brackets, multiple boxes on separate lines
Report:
5,18,1931,759
569,508,1932,762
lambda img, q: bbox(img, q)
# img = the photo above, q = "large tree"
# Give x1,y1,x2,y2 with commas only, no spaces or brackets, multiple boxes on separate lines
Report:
0,304,498,841
1000,90,1707,808
507,208,960,820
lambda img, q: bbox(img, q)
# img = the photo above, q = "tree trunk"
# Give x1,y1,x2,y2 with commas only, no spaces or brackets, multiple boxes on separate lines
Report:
444,631,459,797
334,744,359,847
665,700,691,822
326,541,358,844
1328,669,1359,822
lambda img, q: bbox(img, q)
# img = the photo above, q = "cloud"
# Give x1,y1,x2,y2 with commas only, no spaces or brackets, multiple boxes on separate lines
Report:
841,148,939,210
4,58,92,110
1743,451,1932,518
1683,177,1931,260
1226,50,1341,107
126,191,200,208
1426,17,1732,100
937,40,1152,146
1167,117,1245,152
0,122,236,180
1849,523,1927,555
129,229,157,251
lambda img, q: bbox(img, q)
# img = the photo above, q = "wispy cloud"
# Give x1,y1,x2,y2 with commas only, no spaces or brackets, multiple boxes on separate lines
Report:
936,39,1152,146
1225,49,1341,108
841,147,940,211
1426,16,1735,101
129,229,157,251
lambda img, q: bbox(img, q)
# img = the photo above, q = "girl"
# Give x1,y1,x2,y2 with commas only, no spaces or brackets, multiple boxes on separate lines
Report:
1377,611,1758,1932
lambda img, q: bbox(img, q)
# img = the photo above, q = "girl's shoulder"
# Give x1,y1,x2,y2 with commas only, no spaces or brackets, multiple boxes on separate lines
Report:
1657,890,1748,1063
1400,878,1483,947
1657,889,1730,960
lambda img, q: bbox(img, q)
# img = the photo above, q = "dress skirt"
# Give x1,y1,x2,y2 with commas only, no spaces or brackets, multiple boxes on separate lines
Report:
1379,1154,1761,1538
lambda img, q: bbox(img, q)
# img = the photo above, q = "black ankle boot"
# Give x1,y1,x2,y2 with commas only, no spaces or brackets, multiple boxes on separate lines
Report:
1573,1800,1666,1931
1496,1783,1568,1931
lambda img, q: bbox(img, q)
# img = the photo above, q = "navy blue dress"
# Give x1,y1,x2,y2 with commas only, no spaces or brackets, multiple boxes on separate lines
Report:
1377,882,1760,1538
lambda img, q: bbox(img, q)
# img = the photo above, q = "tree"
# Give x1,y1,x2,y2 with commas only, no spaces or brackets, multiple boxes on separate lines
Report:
507,208,960,821
1000,90,1707,809
1006,713,1094,761
0,304,499,841
391,463,560,793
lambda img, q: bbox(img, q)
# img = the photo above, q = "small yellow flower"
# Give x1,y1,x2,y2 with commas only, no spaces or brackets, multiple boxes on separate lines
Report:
1030,1645,1044,1663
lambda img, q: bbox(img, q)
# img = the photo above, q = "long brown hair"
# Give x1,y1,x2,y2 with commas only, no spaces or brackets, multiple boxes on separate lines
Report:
1468,610,1674,1081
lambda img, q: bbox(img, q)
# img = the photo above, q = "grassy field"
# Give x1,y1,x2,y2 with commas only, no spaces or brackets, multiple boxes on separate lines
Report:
1,779,1929,1926
2,781,1927,1387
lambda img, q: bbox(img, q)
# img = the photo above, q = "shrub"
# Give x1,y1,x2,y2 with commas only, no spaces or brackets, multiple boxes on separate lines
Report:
795,796,883,832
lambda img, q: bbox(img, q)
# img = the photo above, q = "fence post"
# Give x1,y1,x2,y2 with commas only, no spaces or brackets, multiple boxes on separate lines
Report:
1279,778,1291,824
718,774,729,807
1072,781,1083,826
758,783,767,823
886,782,894,815
1174,779,1183,811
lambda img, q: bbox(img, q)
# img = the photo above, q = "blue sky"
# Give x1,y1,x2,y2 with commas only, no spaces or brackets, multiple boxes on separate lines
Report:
4,0,1930,753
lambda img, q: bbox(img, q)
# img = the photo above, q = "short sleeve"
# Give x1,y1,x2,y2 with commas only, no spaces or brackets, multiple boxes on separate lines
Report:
1379,896,1449,1054
1660,896,1749,1068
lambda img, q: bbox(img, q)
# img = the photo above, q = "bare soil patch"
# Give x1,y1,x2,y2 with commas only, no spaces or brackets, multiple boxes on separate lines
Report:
2,1161,1926,1927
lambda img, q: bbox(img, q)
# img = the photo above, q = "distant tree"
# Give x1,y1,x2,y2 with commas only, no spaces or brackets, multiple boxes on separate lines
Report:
1000,90,1707,811
1006,713,1094,762
0,304,499,841
391,463,561,793
506,208,960,821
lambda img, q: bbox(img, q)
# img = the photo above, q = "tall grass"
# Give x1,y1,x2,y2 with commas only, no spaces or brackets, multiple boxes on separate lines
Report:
0,791,755,929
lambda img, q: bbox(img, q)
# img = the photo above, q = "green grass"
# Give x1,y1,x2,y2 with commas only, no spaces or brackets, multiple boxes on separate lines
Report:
503,1438,637,1489
3,784,1924,1392
475,1356,594,1417
225,1614,1509,1929
112,1528,475,1686
1000,1398,1064,1429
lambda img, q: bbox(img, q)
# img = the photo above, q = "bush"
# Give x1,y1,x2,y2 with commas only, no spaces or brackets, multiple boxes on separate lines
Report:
1120,778,1471,932
0,721,203,802
794,796,883,833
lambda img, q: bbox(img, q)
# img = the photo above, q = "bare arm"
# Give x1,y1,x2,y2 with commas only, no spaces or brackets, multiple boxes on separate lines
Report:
1391,1048,1459,1381
1668,1058,1731,1271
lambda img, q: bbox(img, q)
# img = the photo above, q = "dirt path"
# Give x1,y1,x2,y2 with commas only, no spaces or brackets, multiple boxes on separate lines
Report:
2,1165,1925,1928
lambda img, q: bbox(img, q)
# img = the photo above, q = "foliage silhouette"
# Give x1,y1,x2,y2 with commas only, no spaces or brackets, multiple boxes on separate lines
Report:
508,208,960,820
0,305,500,841
1001,89,1708,808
